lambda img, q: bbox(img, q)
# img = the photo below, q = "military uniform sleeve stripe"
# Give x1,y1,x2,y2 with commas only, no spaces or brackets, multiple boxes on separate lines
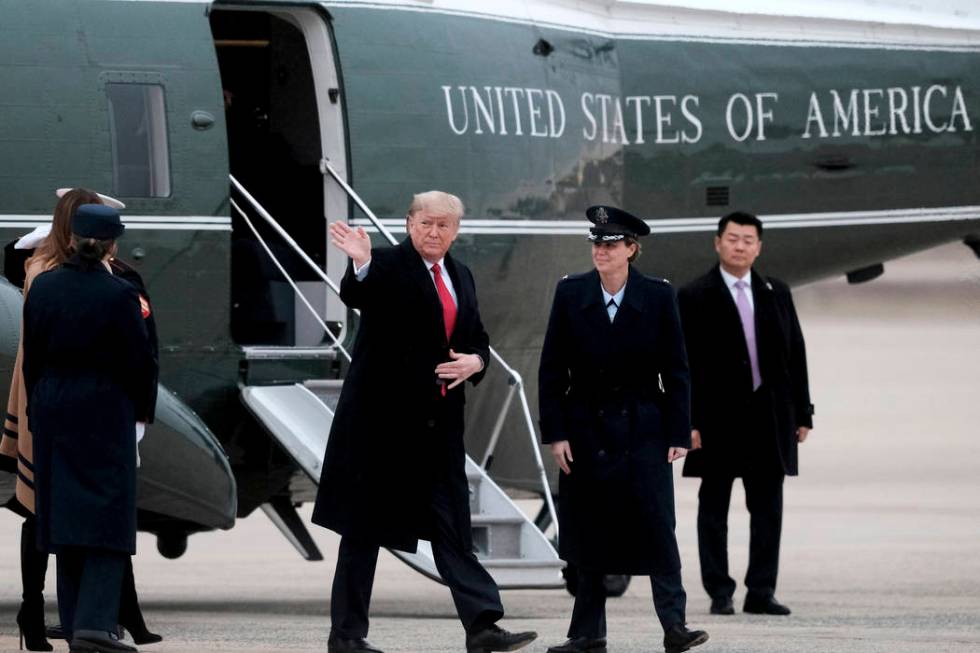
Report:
5,412,18,424
3,427,18,440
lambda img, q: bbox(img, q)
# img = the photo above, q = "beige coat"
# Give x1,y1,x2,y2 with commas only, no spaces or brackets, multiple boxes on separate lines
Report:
0,258,54,514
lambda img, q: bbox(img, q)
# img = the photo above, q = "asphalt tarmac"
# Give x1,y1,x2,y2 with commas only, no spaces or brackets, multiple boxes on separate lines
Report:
1,242,979,653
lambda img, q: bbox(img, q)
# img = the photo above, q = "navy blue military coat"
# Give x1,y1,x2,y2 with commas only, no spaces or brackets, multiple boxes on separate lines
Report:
679,267,813,478
311,238,490,553
23,256,157,554
539,266,691,575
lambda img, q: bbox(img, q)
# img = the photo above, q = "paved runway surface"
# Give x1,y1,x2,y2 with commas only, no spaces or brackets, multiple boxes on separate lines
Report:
1,242,979,652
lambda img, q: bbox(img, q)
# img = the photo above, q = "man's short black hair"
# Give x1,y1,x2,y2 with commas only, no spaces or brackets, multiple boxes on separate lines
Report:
717,211,763,238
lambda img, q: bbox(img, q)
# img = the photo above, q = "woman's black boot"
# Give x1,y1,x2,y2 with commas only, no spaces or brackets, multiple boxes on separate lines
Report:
18,519,53,651
117,558,162,645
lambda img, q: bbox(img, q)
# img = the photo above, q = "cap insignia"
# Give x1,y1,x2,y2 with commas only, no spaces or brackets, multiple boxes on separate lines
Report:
595,207,609,224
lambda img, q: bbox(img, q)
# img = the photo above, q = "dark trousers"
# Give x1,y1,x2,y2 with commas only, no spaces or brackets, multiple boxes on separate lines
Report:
697,474,784,600
330,475,504,638
56,547,127,638
568,567,686,638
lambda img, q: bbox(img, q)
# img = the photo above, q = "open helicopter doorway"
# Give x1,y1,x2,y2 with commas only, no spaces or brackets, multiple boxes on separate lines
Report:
211,5,348,348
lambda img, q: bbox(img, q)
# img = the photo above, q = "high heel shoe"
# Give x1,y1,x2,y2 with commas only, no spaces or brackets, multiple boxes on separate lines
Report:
16,604,53,651
118,559,162,645
118,624,163,645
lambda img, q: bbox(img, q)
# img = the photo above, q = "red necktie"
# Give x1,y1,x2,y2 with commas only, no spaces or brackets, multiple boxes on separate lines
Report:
431,262,457,341
431,263,457,397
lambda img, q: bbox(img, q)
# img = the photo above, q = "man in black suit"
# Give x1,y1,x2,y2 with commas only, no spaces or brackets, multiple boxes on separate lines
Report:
311,191,536,653
679,211,813,616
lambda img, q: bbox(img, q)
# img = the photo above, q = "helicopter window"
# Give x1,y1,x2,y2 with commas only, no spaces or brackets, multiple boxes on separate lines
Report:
106,83,171,198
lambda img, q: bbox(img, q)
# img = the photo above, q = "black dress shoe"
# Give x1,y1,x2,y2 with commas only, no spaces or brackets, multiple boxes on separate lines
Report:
69,630,137,652
664,624,709,653
327,634,384,653
743,595,791,615
546,636,607,653
46,624,67,641
465,624,537,653
710,596,735,615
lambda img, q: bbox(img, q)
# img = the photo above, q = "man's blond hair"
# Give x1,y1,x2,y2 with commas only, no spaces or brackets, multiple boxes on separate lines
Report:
407,191,465,221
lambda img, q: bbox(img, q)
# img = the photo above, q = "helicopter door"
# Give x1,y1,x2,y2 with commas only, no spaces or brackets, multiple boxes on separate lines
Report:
211,5,347,347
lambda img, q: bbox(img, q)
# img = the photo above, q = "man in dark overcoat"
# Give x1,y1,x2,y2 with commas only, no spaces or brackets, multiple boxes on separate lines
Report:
23,204,157,653
539,206,707,653
311,191,536,653
680,211,814,616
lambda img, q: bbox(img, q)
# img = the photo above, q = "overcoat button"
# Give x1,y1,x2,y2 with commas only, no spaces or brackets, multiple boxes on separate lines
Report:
598,450,606,457
426,419,436,428
597,409,604,417
621,409,628,416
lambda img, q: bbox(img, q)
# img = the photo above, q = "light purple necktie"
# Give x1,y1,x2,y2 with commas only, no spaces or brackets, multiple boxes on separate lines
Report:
734,280,762,390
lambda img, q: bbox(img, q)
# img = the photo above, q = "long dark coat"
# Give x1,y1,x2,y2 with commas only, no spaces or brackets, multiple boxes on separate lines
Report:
311,238,490,553
23,256,157,554
538,267,691,575
2,253,157,516
679,267,813,478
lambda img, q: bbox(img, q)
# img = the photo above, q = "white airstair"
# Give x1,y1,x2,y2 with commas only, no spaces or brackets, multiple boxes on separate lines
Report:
241,379,564,588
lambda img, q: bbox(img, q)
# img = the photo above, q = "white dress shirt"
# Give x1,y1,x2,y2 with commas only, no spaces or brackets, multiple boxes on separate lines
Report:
719,266,754,311
601,282,626,322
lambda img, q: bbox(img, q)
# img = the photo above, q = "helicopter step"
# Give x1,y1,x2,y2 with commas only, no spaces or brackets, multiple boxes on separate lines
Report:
241,381,564,589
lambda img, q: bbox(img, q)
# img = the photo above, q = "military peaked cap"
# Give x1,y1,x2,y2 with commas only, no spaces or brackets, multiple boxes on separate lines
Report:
586,205,651,242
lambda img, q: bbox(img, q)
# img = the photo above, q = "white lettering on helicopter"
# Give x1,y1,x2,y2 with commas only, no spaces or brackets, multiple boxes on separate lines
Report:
802,85,973,138
441,84,973,144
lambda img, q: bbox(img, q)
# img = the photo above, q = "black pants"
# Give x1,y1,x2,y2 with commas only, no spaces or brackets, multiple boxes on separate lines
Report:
56,547,127,638
568,567,685,638
330,475,504,638
697,474,784,601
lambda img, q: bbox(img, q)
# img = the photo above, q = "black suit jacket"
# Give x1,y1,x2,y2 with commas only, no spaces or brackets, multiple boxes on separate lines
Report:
312,238,489,552
680,267,813,477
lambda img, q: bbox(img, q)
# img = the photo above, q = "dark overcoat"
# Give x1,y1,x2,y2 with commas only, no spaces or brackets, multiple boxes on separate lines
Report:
311,238,490,553
679,267,813,478
109,257,159,422
538,266,691,575
23,256,157,554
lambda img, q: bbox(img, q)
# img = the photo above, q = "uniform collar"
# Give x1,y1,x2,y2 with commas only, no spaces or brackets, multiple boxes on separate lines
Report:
601,281,626,308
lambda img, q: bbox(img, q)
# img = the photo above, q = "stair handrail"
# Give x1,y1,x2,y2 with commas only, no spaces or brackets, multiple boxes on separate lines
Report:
317,161,558,536
228,181,352,363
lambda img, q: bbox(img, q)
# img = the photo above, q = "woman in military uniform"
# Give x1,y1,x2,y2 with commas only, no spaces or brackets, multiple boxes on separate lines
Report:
538,206,708,653
23,204,157,653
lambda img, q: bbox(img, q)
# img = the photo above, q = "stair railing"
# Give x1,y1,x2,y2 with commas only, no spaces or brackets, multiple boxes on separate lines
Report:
229,184,352,364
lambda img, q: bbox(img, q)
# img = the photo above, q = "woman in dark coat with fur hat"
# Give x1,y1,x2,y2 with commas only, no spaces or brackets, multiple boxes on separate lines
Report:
23,204,157,653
